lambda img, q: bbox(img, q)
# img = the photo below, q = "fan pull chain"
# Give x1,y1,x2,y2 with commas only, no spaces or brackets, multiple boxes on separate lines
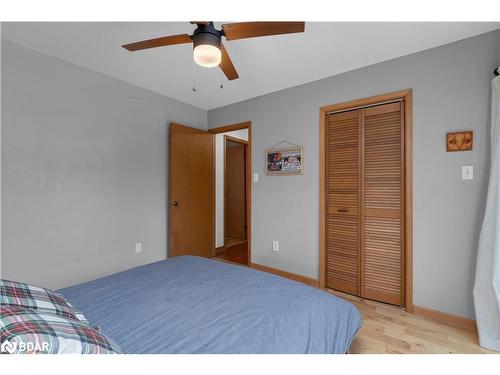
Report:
219,68,224,90
192,60,227,92
192,60,198,93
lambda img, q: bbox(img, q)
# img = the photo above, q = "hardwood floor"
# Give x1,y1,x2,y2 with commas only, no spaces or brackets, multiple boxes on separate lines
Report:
328,290,496,354
215,239,248,265
224,237,246,248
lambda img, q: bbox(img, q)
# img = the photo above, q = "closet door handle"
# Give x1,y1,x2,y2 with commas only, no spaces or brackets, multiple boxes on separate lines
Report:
172,201,180,208
337,208,349,213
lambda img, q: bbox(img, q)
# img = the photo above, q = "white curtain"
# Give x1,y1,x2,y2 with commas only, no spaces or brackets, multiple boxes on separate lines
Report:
473,75,500,351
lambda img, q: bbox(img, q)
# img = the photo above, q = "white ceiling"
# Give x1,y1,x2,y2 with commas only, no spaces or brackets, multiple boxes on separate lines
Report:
2,22,499,110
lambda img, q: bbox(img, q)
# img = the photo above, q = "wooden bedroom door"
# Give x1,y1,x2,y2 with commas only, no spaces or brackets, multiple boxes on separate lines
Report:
325,101,405,307
168,123,215,258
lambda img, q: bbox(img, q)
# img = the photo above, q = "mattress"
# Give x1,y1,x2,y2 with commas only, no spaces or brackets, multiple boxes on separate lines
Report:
58,256,361,353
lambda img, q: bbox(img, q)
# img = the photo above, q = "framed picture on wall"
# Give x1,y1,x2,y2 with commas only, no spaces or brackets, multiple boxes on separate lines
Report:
266,147,303,176
446,131,473,152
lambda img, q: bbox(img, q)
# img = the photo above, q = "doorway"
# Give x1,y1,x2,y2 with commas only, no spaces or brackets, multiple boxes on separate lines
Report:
224,136,248,264
210,122,252,266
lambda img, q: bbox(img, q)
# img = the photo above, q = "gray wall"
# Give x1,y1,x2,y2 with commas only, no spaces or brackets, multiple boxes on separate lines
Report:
1,40,206,290
208,29,500,319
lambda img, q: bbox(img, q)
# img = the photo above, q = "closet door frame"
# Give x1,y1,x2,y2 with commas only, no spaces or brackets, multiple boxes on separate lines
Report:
319,89,413,313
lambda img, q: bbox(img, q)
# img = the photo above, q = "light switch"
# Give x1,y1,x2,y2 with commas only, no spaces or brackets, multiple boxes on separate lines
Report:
253,173,259,183
462,166,473,180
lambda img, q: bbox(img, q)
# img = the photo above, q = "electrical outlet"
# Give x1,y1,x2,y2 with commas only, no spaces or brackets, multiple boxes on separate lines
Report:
135,243,142,254
272,240,279,252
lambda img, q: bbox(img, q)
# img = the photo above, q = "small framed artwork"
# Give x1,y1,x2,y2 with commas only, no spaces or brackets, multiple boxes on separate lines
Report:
447,131,473,152
266,147,303,176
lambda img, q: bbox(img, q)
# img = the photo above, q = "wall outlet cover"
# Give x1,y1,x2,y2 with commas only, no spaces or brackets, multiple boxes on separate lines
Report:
272,240,279,252
135,243,143,253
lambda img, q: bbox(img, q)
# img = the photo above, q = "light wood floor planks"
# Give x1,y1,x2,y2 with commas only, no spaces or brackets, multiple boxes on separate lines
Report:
328,290,496,354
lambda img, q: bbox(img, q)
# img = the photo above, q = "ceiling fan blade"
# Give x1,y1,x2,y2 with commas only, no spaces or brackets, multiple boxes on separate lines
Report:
222,22,304,41
190,21,210,25
122,34,192,51
219,43,239,81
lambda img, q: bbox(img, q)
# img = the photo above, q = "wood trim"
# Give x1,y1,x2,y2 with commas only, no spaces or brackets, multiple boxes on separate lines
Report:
413,305,477,333
359,109,364,297
215,246,225,255
319,114,326,288
404,90,414,313
223,136,227,248
319,89,413,312
210,121,252,265
250,263,319,288
211,130,216,258
209,121,251,134
320,89,411,114
400,103,406,307
168,123,173,258
225,135,249,145
247,125,252,264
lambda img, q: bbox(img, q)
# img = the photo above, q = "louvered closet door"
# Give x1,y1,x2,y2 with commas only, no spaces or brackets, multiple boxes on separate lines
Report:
362,102,404,306
326,110,361,295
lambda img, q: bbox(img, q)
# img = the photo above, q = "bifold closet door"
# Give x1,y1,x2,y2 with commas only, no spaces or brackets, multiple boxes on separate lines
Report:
326,110,361,295
362,102,404,306
326,101,405,307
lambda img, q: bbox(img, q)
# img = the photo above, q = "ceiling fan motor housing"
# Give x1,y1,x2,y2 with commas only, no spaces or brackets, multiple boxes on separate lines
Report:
192,22,222,49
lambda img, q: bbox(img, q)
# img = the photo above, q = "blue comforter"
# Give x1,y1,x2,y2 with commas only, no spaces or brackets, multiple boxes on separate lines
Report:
58,256,361,353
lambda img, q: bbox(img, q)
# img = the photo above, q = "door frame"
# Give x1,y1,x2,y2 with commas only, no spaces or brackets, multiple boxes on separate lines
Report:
209,122,252,263
319,89,413,312
224,135,249,249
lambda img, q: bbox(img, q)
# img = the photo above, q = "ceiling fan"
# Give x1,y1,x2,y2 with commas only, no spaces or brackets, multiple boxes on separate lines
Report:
122,22,305,81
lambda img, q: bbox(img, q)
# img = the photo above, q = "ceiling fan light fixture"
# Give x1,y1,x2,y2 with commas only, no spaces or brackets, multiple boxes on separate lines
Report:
193,44,221,68
192,26,222,68
123,21,305,81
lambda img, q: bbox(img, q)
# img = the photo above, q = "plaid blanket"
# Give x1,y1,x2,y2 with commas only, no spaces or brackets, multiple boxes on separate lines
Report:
0,306,122,354
0,279,87,323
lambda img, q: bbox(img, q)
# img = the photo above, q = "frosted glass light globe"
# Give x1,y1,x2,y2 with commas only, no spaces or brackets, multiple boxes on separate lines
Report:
193,44,221,68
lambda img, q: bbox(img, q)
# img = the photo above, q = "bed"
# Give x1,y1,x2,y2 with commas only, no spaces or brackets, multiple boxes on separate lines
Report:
58,256,361,354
